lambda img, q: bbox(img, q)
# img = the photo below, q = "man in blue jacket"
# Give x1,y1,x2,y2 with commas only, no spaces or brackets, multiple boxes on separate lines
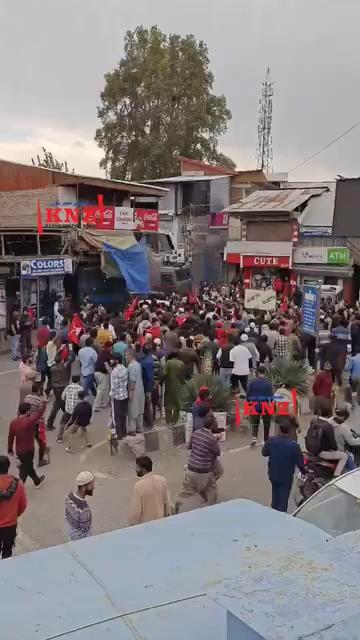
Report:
262,421,305,512
247,365,273,446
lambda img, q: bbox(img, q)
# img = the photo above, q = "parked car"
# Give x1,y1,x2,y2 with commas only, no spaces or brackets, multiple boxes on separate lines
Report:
293,468,360,537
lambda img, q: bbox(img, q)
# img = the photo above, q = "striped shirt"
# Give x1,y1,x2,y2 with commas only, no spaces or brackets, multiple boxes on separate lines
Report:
64,492,92,540
188,428,220,474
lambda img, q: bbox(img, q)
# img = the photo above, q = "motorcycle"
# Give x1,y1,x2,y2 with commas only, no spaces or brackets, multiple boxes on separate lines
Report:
294,452,337,507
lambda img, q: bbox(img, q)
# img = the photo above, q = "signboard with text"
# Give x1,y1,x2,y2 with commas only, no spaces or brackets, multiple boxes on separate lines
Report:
242,255,291,268
135,209,159,232
301,284,320,336
294,246,350,265
21,258,73,277
244,289,277,311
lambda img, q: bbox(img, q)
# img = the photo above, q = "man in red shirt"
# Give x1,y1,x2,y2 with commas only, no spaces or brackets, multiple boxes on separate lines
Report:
37,317,51,348
0,455,27,558
313,362,333,416
8,403,46,488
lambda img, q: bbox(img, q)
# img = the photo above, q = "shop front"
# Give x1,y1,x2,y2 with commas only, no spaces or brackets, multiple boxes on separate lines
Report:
293,246,353,303
20,257,73,320
225,241,295,295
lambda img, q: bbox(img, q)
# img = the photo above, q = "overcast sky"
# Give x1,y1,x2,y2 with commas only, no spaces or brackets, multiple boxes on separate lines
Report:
1,0,359,180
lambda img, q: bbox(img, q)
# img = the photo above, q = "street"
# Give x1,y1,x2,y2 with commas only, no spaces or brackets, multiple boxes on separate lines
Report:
0,353,275,556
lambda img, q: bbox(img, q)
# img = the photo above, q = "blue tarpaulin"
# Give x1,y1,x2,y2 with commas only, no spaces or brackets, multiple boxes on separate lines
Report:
104,239,150,294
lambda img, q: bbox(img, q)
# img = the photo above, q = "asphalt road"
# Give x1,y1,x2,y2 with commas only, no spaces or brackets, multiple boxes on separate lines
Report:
0,354,282,556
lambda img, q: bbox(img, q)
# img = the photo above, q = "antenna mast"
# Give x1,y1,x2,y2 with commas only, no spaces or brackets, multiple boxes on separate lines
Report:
257,68,273,173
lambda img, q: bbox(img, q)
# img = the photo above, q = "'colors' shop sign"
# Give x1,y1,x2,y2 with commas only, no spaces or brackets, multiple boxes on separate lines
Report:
21,258,73,277
227,254,291,268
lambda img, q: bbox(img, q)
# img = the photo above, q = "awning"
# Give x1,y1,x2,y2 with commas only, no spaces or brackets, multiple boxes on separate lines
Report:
293,264,354,278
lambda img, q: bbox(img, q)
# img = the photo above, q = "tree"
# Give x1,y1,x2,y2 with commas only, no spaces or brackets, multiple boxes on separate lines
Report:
95,26,233,181
32,147,74,173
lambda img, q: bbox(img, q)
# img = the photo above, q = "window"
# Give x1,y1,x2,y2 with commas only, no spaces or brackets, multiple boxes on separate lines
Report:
295,484,360,536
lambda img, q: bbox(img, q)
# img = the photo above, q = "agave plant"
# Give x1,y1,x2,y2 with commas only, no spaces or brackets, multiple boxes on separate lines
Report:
181,374,232,413
268,360,311,397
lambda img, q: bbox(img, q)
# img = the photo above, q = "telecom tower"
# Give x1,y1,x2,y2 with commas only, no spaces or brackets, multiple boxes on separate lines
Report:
256,68,273,173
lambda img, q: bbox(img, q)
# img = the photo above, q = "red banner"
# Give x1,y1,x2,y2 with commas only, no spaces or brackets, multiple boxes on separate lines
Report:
86,205,115,230
135,209,159,232
209,212,229,228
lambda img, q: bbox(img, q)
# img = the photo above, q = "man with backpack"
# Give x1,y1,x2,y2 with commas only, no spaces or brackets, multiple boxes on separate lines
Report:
305,407,348,477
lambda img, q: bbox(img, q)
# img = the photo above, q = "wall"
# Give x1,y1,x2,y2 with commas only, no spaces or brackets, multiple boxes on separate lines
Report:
0,160,53,191
210,177,230,211
246,220,292,242
0,186,59,228
157,183,176,212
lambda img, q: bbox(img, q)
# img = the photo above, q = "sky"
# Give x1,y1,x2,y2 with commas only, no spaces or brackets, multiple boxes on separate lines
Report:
0,0,360,181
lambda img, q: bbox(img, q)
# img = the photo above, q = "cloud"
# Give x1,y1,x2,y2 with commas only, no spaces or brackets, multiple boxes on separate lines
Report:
0,124,104,176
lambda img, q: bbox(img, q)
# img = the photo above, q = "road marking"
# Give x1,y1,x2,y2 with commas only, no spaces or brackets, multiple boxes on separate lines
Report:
226,443,262,454
0,367,18,376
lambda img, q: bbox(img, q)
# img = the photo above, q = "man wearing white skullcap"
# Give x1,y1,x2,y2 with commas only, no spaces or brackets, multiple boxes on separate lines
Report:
64,471,95,540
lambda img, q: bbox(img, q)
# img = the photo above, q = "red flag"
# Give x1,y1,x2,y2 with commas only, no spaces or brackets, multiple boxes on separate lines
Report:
124,297,138,321
68,314,85,345
37,199,43,235
235,398,241,427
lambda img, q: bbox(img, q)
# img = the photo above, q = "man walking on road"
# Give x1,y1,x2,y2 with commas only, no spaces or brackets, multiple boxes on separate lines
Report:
0,455,27,559
247,365,274,446
262,421,305,512
129,456,170,526
65,471,94,540
46,354,70,431
110,353,128,439
177,414,223,509
93,341,112,411
57,375,83,443
8,403,46,488
79,338,98,397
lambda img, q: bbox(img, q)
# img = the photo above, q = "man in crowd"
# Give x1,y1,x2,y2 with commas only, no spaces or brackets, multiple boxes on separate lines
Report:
247,365,274,446
262,420,305,512
93,341,112,411
177,414,223,509
110,353,128,439
24,382,48,466
65,471,94,540
126,347,145,435
66,390,93,454
8,403,46,488
79,337,98,397
140,345,154,429
46,354,70,431
230,335,252,394
129,456,170,526
57,375,83,443
0,455,27,559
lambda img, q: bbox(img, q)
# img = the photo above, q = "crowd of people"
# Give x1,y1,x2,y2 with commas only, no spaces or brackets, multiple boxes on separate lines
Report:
1,282,360,557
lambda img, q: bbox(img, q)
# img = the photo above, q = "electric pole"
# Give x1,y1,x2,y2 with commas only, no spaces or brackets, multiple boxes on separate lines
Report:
256,68,274,173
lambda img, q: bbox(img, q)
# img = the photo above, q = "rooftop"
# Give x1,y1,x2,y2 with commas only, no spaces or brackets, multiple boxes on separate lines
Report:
0,158,168,197
0,500,330,640
224,187,328,214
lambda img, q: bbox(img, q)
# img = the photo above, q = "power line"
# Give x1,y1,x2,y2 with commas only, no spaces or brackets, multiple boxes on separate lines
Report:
289,118,360,173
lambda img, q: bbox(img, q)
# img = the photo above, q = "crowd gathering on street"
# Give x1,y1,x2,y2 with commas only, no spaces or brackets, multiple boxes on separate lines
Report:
1,280,360,558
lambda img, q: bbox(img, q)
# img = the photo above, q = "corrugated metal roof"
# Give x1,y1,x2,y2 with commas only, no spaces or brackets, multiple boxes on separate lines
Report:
224,188,327,214
297,188,335,228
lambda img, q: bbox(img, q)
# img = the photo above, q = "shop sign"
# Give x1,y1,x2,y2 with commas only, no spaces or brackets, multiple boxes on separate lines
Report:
294,246,350,265
242,255,291,268
37,195,159,233
302,284,320,336
327,247,350,264
135,209,159,232
244,289,277,311
21,258,73,277
209,212,229,228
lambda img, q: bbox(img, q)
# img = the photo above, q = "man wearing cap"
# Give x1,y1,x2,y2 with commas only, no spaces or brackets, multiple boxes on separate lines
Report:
229,335,252,394
64,471,94,540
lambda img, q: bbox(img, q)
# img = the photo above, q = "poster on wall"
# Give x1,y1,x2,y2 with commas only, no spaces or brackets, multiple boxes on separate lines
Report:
244,289,277,311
